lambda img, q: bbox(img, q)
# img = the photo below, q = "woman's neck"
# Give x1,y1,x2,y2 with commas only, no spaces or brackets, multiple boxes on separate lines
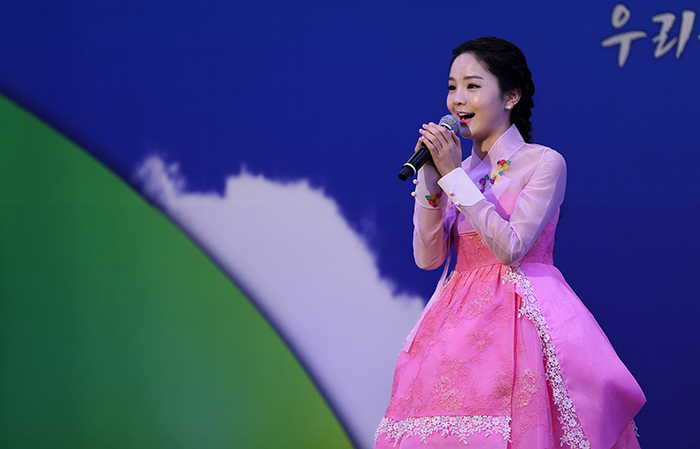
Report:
473,124,510,160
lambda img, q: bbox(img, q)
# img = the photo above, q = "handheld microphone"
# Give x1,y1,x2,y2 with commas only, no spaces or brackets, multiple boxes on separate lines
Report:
398,114,459,181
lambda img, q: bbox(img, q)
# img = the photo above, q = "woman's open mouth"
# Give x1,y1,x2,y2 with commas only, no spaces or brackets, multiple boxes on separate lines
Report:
457,112,475,122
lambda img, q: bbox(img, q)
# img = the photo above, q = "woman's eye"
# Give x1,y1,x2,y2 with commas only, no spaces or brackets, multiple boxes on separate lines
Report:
468,84,479,89
448,85,456,91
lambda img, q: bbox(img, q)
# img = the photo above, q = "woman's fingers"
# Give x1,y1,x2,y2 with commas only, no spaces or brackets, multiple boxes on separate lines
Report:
420,123,452,153
417,122,461,176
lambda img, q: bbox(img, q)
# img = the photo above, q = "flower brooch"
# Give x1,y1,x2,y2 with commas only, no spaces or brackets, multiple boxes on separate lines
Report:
478,159,511,192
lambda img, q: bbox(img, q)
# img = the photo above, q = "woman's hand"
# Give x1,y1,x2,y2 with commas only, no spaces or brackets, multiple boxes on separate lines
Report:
416,122,462,177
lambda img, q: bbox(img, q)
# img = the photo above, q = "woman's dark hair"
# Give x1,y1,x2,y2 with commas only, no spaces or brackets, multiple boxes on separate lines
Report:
451,37,535,143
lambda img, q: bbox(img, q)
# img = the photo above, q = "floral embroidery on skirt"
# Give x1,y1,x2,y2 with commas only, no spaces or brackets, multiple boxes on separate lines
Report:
375,224,643,448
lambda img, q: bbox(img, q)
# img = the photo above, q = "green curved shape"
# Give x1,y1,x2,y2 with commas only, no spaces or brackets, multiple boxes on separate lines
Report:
0,94,353,449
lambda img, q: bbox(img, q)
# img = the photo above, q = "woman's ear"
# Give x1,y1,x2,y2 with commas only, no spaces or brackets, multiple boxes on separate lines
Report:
505,88,521,110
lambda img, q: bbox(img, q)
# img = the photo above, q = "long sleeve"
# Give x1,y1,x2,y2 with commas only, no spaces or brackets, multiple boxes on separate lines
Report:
438,148,566,265
412,165,452,270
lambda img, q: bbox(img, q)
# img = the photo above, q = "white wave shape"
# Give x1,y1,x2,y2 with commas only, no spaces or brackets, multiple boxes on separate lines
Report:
135,156,425,449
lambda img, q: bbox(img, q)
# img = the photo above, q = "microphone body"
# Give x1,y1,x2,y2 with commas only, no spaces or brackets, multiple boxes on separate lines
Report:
398,115,459,181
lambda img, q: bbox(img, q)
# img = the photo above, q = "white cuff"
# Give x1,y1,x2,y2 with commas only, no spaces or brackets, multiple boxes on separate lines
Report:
414,165,444,209
438,167,484,207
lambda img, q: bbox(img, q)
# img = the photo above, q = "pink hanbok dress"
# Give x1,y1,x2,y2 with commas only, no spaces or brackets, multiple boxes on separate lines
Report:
375,125,645,449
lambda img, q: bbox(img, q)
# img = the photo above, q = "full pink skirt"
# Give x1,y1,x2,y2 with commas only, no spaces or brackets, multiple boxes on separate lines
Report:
375,231,645,448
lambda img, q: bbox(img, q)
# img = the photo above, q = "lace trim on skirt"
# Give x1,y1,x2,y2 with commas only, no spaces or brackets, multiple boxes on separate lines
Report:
503,263,591,449
375,415,511,447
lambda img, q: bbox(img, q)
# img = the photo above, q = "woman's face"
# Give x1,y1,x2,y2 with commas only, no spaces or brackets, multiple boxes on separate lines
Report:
447,52,517,152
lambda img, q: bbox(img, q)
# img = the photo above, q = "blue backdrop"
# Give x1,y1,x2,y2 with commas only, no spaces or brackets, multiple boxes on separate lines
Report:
1,1,698,447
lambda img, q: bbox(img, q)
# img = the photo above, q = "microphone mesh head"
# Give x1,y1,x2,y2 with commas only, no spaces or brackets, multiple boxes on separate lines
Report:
439,114,459,132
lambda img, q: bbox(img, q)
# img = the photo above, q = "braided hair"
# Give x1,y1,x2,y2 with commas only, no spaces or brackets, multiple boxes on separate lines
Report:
451,37,535,143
